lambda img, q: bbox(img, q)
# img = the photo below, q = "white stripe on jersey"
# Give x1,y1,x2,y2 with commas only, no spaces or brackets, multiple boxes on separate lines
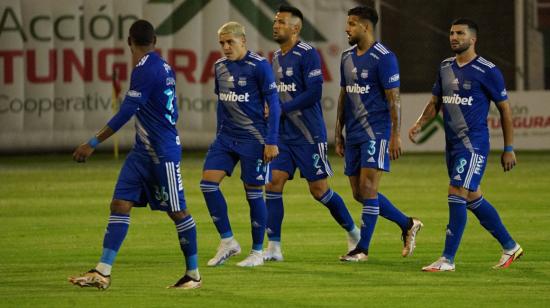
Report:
297,42,312,50
373,44,389,55
318,142,333,177
136,54,150,67
249,52,265,61
374,43,389,54
166,162,180,212
378,139,387,169
264,162,271,185
476,57,495,68
215,57,227,64
463,153,477,189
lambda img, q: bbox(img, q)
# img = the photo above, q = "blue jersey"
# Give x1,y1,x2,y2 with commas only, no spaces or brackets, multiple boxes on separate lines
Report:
272,41,326,144
214,51,278,145
122,52,180,162
432,56,508,152
340,42,400,144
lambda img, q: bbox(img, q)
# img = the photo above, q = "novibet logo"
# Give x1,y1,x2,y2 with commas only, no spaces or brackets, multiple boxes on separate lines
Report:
150,0,326,41
416,115,444,144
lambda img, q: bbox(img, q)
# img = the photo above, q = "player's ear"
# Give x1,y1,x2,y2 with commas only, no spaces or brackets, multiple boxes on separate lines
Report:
152,35,157,46
127,37,131,47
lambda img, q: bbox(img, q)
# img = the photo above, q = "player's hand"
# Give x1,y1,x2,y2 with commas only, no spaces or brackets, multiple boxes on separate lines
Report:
73,143,95,163
501,150,516,172
389,133,402,160
408,122,422,144
264,144,279,163
335,136,345,157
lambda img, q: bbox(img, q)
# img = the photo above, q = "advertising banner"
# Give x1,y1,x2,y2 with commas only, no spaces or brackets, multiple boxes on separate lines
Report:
1,0,549,152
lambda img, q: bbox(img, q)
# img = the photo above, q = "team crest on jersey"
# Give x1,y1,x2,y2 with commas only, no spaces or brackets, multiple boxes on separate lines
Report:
286,67,294,76
361,69,369,79
463,80,472,90
238,77,247,86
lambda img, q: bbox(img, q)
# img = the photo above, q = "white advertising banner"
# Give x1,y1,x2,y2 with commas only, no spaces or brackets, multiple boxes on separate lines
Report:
401,91,550,152
1,0,549,153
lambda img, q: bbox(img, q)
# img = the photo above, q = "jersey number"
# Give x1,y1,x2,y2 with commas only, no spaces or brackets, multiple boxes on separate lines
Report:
154,185,169,203
312,153,321,169
368,140,376,156
164,88,176,125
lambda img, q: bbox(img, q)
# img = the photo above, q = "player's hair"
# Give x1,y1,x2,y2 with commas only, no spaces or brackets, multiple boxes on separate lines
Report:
218,21,246,38
348,6,378,27
129,19,155,46
278,4,303,22
452,18,479,35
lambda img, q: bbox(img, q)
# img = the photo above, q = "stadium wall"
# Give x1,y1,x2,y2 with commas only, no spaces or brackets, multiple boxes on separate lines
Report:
1,0,549,153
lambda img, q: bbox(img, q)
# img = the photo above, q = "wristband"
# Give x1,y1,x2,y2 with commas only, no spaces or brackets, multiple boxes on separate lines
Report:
503,145,514,152
88,136,100,149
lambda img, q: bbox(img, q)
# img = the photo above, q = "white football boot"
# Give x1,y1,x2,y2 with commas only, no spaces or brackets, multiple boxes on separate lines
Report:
237,250,264,267
263,241,284,262
422,257,456,272
207,238,241,266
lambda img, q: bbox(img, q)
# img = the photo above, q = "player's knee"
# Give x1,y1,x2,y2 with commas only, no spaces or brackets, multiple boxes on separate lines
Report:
309,187,326,200
110,199,132,215
167,210,190,222
358,184,378,199
352,192,363,203
309,184,329,200
308,179,329,200
266,179,284,192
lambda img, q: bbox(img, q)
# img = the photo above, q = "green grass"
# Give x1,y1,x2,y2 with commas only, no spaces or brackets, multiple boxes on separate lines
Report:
1,151,549,307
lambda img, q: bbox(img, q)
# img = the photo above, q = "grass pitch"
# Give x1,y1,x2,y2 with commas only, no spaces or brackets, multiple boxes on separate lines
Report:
1,151,549,307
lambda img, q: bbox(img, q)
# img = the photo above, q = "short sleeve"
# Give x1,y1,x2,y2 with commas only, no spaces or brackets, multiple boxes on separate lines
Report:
431,69,442,97
378,53,400,89
257,60,278,96
126,66,154,105
484,67,508,103
303,49,323,87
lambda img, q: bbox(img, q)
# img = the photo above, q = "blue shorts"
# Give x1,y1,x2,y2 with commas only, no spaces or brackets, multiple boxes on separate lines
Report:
446,148,487,191
270,142,333,181
344,138,390,176
113,151,186,212
203,137,268,186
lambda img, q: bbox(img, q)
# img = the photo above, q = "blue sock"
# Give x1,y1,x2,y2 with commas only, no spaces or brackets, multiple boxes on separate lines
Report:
468,196,516,250
357,198,379,251
246,188,267,251
174,215,198,271
100,214,130,267
378,193,410,231
200,180,233,239
443,195,467,262
266,191,283,241
317,189,355,232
